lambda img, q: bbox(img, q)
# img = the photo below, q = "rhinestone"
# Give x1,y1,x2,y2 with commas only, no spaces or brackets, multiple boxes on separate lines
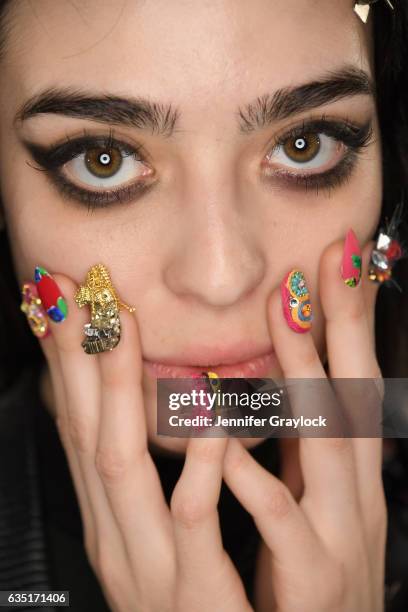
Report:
372,251,389,270
377,232,391,251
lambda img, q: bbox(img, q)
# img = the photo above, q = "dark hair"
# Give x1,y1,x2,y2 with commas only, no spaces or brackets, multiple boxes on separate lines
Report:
0,0,407,391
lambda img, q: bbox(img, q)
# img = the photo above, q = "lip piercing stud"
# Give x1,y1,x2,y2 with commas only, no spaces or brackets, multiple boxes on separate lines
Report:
74,263,135,354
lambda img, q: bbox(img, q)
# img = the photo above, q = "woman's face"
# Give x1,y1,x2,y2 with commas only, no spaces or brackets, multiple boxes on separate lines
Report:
0,0,381,453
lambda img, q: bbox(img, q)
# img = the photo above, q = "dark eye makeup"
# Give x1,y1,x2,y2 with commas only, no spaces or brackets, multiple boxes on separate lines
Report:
261,116,374,194
23,116,374,211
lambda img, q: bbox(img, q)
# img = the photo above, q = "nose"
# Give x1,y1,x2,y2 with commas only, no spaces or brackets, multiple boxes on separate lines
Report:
163,167,266,308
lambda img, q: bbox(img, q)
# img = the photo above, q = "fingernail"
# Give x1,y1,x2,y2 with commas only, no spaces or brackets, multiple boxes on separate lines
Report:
280,269,312,333
34,266,68,322
368,231,403,285
20,281,50,339
341,228,362,287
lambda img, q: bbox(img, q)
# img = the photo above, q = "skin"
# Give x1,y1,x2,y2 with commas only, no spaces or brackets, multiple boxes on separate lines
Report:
0,0,387,610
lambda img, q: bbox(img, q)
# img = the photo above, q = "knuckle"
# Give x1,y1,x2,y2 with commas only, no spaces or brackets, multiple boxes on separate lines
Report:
95,547,122,593
189,439,222,464
299,346,321,370
263,484,292,519
315,560,347,609
95,447,129,483
324,436,352,453
55,414,67,437
67,411,94,454
55,415,69,448
366,487,388,535
84,534,97,572
344,299,366,323
170,493,208,529
225,441,250,474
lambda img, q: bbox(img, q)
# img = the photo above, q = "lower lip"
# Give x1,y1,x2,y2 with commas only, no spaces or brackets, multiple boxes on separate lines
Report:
143,350,278,379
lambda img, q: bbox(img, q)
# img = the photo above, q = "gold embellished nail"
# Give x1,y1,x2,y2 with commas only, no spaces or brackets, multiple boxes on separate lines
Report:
74,263,135,354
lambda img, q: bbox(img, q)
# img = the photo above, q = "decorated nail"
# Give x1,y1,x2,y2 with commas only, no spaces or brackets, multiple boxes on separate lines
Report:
341,228,362,287
367,200,405,289
280,269,312,333
34,266,68,322
20,281,50,339
191,373,213,431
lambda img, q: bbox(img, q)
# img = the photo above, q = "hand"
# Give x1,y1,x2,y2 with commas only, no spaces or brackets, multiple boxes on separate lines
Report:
222,238,387,612
38,273,252,612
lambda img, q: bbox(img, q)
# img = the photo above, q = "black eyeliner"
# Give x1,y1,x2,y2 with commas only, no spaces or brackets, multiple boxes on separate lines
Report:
24,133,142,170
23,129,153,210
262,117,374,193
47,170,156,211
273,117,373,151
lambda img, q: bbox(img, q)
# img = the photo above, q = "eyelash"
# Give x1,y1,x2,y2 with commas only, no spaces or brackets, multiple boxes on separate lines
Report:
25,128,156,212
25,118,374,211
262,116,373,193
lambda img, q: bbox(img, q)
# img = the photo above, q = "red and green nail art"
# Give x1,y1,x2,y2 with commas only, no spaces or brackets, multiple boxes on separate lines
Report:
341,228,362,287
34,266,68,322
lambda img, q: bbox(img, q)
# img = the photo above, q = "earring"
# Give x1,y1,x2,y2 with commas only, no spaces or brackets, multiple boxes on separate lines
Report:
74,263,136,354
20,281,50,339
368,199,406,290
354,0,394,23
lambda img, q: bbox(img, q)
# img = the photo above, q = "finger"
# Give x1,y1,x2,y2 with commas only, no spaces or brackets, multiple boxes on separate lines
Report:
319,235,384,511
223,437,322,569
39,271,131,578
172,434,250,610
171,432,227,563
97,307,173,573
278,438,303,500
319,234,381,378
38,331,97,563
267,271,358,521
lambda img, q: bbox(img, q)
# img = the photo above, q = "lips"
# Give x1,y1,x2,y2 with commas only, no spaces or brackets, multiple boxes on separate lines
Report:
143,349,277,379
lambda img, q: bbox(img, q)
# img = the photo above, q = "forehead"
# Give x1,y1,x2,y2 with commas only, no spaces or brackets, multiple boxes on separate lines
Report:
3,0,371,115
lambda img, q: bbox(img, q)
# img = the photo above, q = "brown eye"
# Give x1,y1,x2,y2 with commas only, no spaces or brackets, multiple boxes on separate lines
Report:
63,142,153,190
283,133,320,163
85,147,122,178
265,131,344,173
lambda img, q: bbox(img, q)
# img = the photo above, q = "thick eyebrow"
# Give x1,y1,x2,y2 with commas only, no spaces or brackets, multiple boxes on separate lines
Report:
238,66,374,133
14,86,180,137
14,65,373,138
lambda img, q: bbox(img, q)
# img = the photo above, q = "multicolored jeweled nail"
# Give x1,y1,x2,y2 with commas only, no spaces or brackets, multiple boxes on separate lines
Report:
34,266,68,322
280,269,313,333
20,281,50,339
341,228,362,287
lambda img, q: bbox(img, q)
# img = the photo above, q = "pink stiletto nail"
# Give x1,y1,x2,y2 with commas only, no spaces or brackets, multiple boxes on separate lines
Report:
341,228,362,287
280,269,312,333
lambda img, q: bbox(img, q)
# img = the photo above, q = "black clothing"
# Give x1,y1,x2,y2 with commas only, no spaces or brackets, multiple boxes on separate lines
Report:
0,365,407,611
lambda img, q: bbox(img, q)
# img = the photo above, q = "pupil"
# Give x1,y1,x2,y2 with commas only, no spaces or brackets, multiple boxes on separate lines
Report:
99,152,111,165
283,132,320,163
85,147,122,178
295,138,307,150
